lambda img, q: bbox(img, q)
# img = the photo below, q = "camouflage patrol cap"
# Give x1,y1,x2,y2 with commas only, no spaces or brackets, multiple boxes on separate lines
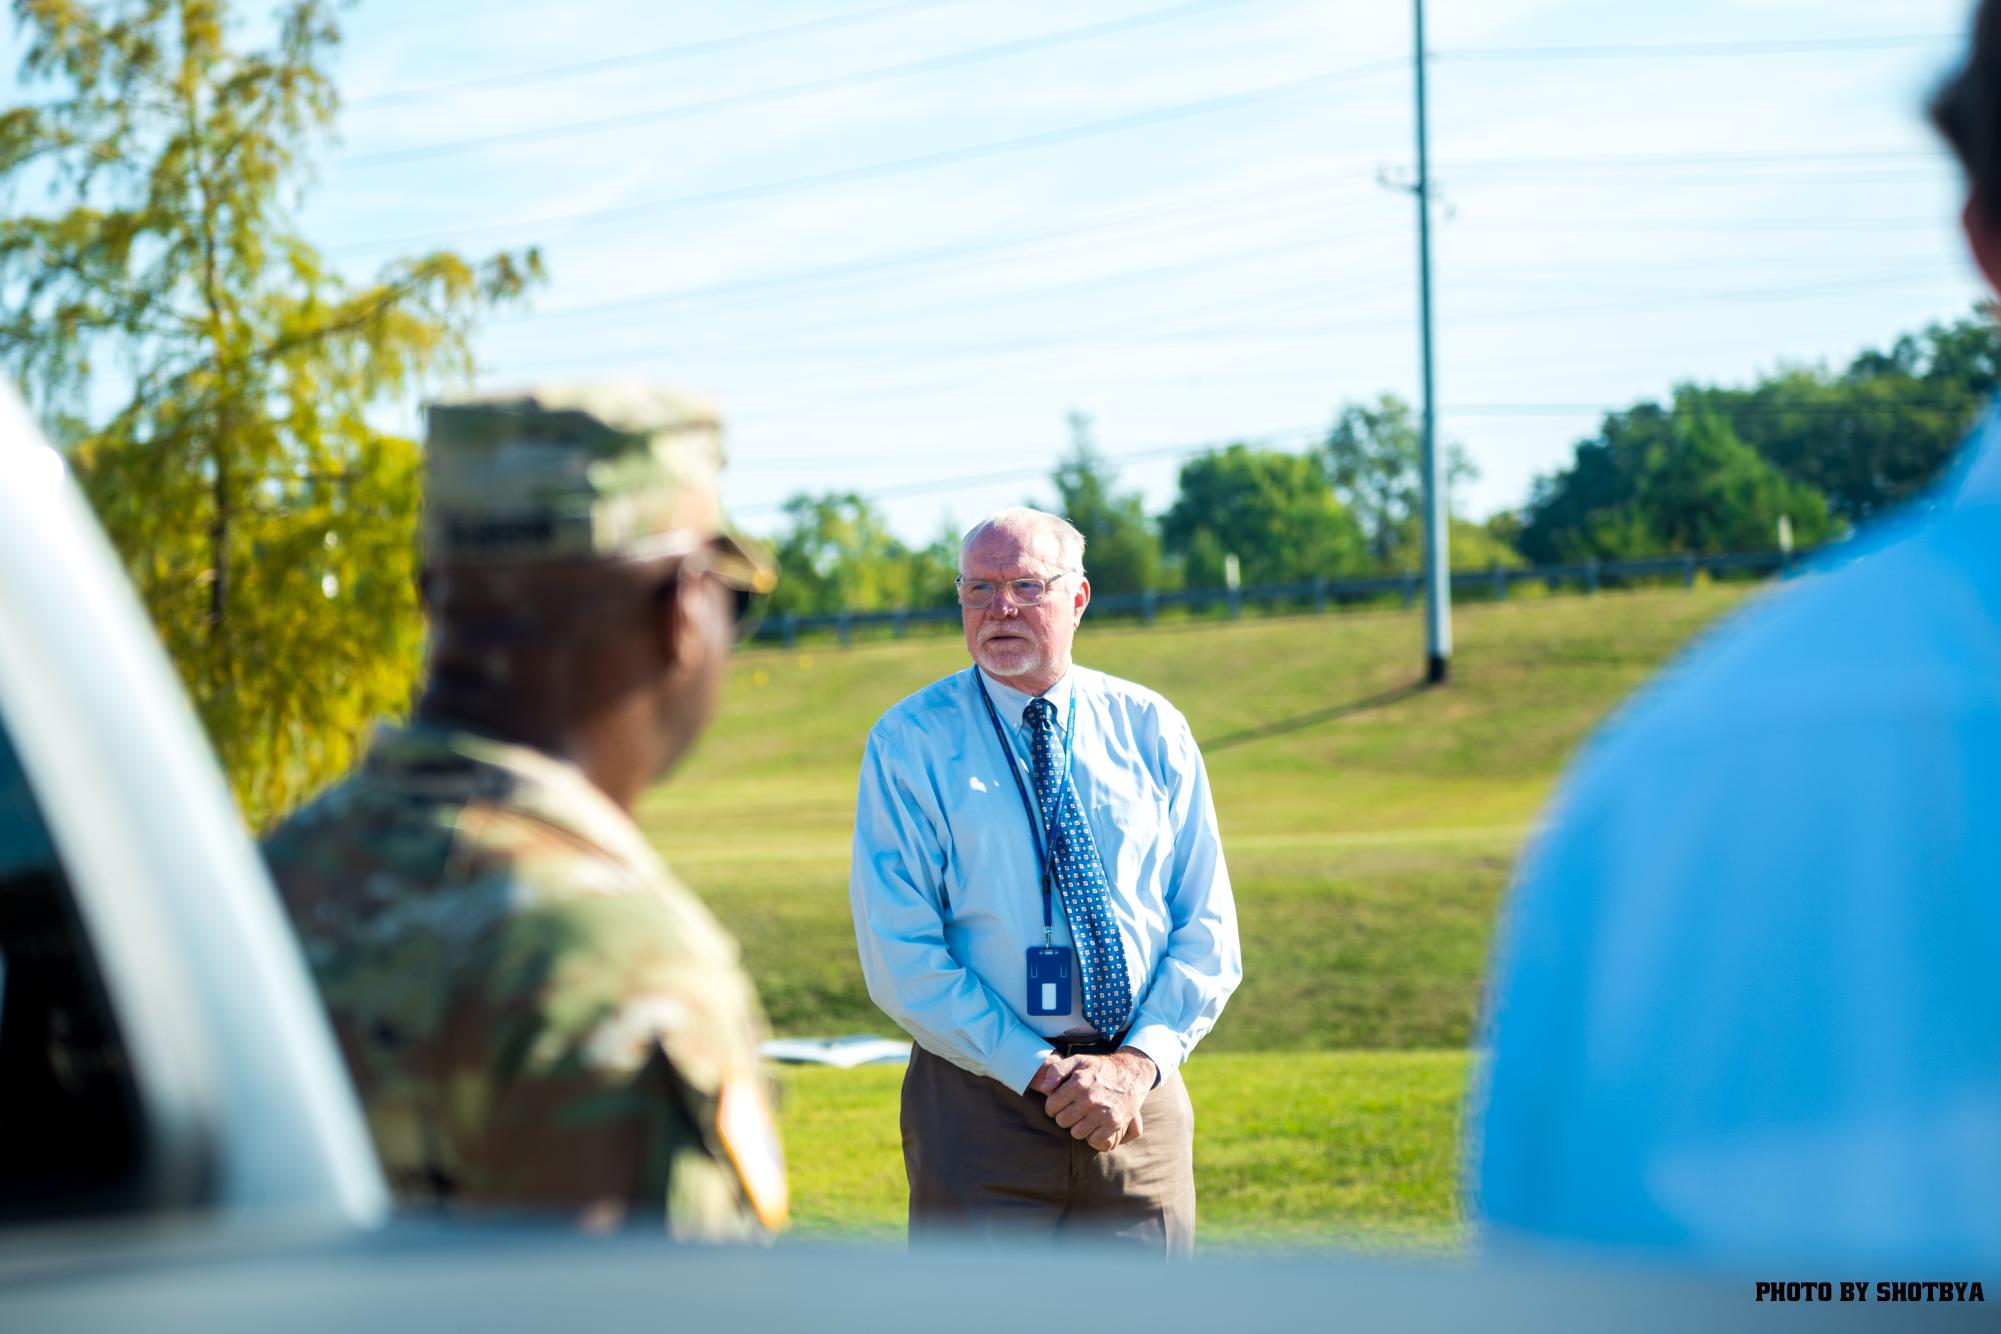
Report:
422,383,774,591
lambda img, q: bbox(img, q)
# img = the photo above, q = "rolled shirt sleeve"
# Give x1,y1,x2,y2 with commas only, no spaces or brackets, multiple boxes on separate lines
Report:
849,727,1053,1094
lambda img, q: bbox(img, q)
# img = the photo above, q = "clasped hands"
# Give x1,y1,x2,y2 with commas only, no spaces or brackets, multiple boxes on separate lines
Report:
1027,1046,1156,1152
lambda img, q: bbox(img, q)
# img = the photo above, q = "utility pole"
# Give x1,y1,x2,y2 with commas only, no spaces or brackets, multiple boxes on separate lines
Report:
1413,0,1450,684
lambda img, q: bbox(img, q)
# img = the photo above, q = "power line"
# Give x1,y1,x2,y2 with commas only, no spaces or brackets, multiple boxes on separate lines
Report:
483,169,1382,324
474,244,1967,370
1434,33,1956,62
330,59,1407,256
1440,147,1944,172
1448,253,1965,283
700,275,1994,435
1464,216,1945,233
333,140,1944,261
729,423,1330,516
1445,399,1983,418
348,25,1962,118
344,25,1957,122
477,266,1417,399
486,250,1952,371
406,191,1960,341
345,0,974,108
726,391,1988,519
766,267,1974,358
335,0,1260,169
476,269,1403,382
473,265,1974,398
555,231,1405,358
454,189,1952,350
508,230,1394,355
736,422,1336,476
1442,168,1953,191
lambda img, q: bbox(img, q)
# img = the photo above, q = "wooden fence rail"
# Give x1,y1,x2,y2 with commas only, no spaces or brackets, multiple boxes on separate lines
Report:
752,546,1818,648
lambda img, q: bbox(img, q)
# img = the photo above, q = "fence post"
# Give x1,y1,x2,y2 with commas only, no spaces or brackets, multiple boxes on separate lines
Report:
1681,552,1697,589
1226,586,1242,619
1401,573,1417,608
1585,559,1600,595
1140,589,1157,626
893,610,909,639
1490,562,1506,601
1311,576,1327,613
836,610,852,648
781,613,798,648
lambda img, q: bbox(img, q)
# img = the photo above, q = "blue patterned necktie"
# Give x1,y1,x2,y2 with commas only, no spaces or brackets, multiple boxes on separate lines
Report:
1024,696,1132,1038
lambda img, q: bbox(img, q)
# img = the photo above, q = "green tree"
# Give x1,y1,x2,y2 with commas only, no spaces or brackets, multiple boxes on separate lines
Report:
1694,313,2000,523
1322,393,1478,571
1481,508,1525,558
1521,405,1840,562
0,0,539,827
767,492,950,616
1634,411,1840,555
902,518,961,611
1448,517,1526,572
1518,405,1662,564
1043,411,1167,596
1160,444,1366,588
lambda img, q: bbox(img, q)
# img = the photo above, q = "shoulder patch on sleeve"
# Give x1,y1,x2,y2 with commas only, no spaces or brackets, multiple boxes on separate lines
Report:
717,1074,789,1230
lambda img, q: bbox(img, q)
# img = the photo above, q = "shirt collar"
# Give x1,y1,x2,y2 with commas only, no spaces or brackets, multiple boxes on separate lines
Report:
1953,403,2001,508
361,721,667,879
976,665,1077,732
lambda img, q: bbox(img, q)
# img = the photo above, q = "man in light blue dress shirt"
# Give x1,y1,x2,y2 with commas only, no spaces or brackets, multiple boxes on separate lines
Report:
850,506,1240,1253
1475,5,2001,1269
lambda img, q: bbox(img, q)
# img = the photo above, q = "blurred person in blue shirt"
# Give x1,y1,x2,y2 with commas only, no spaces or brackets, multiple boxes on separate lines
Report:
850,507,1240,1254
1473,2,2001,1267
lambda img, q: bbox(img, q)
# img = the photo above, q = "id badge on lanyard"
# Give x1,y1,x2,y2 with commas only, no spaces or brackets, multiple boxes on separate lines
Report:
971,669,1079,1018
1026,943,1072,1015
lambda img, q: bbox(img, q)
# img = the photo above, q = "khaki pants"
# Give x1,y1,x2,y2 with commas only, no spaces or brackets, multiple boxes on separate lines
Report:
900,1044,1196,1256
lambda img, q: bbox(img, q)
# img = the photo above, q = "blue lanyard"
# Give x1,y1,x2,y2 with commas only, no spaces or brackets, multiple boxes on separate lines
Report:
970,667,1077,945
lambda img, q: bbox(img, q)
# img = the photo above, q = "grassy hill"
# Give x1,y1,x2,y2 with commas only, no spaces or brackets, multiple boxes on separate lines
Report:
634,585,1759,1243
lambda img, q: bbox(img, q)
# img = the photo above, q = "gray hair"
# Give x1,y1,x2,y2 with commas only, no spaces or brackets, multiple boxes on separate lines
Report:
959,506,1086,575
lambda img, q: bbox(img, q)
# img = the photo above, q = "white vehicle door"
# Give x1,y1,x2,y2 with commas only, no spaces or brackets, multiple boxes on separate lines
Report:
0,385,385,1241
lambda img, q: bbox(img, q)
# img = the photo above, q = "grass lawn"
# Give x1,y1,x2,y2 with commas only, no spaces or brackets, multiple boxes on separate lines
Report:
637,585,1760,1240
777,1050,1473,1250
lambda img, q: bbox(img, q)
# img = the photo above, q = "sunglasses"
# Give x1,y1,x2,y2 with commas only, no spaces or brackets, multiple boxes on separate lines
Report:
658,536,775,644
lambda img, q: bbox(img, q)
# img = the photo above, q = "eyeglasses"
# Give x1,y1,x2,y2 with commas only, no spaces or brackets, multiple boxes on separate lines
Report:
955,573,1077,609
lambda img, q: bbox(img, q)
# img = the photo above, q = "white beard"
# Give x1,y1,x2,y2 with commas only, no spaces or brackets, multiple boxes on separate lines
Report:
974,640,1042,678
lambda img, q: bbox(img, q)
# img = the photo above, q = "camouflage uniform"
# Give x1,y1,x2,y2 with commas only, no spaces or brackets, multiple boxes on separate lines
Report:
263,384,783,1238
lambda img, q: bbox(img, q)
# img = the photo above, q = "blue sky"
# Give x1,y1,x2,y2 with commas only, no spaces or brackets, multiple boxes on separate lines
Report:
11,1,1992,542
